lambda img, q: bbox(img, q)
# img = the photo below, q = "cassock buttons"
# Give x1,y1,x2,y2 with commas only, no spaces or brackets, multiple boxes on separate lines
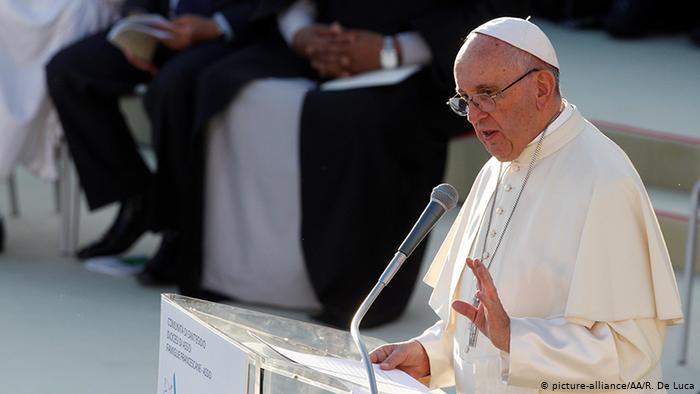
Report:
496,207,504,215
511,164,520,172
489,230,497,238
504,184,513,192
482,251,491,260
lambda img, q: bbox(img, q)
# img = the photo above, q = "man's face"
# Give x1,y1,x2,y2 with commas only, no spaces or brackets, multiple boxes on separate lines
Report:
454,35,539,162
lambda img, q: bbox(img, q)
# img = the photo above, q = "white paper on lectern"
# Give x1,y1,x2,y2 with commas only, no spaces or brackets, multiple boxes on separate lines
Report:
320,65,420,91
253,334,429,393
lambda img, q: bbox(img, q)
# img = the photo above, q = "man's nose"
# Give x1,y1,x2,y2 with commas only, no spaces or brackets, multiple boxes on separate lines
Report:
467,104,488,124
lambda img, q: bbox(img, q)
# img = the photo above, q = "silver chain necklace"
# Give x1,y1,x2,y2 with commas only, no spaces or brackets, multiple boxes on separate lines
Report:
465,107,562,353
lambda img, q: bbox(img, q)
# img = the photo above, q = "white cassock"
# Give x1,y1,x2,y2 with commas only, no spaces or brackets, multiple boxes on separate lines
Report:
0,0,120,180
414,101,684,393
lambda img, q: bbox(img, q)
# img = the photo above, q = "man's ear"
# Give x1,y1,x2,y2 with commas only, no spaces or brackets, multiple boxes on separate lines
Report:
535,70,556,109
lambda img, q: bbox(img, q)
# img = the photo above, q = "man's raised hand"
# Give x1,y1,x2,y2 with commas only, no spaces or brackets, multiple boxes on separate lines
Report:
452,258,511,353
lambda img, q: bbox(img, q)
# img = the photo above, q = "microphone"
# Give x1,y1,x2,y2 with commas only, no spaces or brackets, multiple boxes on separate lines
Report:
350,184,458,394
378,183,459,285
398,183,459,265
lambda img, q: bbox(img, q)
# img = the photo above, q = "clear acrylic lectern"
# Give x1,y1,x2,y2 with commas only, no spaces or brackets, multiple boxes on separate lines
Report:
158,293,444,393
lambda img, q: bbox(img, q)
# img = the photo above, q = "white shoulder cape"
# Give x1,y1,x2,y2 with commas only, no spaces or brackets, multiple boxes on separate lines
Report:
423,107,683,328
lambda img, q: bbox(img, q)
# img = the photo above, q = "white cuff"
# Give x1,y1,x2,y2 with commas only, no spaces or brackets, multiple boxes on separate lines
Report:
277,0,317,45
412,320,455,388
499,350,510,384
508,317,619,388
213,12,234,41
396,31,432,66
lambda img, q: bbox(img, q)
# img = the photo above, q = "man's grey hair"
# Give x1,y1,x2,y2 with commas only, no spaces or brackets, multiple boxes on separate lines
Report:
463,32,562,97
505,42,561,97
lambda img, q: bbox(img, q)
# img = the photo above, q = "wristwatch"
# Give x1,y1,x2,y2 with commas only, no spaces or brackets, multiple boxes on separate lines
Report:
380,36,399,69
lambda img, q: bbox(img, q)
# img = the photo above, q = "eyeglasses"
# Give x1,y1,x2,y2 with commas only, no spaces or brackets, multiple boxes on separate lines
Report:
447,68,541,117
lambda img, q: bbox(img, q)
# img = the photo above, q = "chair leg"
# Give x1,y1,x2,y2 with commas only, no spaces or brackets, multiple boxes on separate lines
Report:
54,178,61,214
59,141,79,255
8,172,19,217
59,142,70,254
0,214,5,253
69,174,81,253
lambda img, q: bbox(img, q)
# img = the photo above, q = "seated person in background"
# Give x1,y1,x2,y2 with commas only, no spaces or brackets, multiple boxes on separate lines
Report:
0,0,122,254
45,0,285,279
173,0,527,327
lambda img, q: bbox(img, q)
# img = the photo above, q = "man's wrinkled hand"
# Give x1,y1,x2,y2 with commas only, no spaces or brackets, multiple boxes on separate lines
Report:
452,258,511,353
369,340,430,380
300,24,387,78
327,28,384,75
292,23,352,77
161,14,220,50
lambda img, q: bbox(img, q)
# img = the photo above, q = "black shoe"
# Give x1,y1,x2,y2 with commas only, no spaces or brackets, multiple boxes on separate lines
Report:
77,195,148,260
0,216,5,254
137,234,178,286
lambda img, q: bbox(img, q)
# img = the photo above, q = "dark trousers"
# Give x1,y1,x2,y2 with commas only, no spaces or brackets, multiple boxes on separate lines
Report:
46,29,238,229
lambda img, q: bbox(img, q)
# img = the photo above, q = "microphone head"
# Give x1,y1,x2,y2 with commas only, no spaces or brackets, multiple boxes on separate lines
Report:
431,183,459,210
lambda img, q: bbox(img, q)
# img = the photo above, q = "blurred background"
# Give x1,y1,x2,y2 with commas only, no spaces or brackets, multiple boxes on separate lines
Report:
0,0,700,394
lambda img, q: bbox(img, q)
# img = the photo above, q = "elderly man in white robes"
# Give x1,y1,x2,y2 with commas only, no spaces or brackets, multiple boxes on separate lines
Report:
370,17,684,393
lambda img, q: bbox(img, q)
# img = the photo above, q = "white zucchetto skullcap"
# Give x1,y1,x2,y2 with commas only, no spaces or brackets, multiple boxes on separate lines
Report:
471,16,560,69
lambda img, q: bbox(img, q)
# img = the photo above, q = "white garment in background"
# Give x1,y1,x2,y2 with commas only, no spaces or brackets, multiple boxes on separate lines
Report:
203,78,322,311
0,0,121,181
414,102,683,393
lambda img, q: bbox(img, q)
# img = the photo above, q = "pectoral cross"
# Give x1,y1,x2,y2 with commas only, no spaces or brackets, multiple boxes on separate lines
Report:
465,295,480,352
